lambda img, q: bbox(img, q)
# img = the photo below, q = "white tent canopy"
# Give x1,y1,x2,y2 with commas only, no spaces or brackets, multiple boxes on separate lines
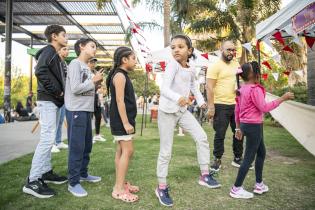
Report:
256,0,315,40
146,46,219,67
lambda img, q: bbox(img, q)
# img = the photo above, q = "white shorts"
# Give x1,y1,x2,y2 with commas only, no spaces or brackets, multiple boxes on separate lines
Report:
113,135,134,142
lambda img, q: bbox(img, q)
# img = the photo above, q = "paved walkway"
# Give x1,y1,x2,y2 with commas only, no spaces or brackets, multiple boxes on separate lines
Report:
0,107,151,165
0,120,67,165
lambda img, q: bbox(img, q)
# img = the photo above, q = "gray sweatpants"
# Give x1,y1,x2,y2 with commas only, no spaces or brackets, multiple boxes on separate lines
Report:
157,110,210,184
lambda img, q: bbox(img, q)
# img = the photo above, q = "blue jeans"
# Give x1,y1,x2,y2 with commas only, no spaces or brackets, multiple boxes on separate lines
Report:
55,105,65,145
66,110,93,186
29,101,61,182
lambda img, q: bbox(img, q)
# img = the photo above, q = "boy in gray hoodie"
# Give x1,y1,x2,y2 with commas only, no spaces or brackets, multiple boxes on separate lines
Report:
65,38,103,197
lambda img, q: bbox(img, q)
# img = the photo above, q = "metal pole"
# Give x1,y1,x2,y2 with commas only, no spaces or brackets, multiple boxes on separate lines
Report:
4,0,13,123
144,72,149,128
29,37,33,93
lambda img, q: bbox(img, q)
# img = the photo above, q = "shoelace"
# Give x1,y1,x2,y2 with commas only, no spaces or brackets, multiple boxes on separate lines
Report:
163,187,171,198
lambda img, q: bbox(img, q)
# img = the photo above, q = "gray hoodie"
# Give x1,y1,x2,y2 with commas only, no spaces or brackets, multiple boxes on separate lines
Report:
65,59,95,112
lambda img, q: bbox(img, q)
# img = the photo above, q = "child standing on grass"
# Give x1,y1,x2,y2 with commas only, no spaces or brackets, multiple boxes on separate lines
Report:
106,47,139,203
155,35,221,207
65,38,104,197
230,61,294,199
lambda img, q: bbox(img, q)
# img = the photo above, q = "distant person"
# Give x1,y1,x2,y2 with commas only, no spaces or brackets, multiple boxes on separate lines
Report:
51,46,69,153
26,92,33,113
88,59,106,142
16,101,29,117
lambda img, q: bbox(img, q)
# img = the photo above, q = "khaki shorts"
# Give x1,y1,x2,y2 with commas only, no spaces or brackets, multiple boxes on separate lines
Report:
113,135,134,142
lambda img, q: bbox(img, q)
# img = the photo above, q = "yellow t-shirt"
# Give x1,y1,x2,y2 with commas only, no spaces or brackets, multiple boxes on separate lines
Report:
206,59,240,105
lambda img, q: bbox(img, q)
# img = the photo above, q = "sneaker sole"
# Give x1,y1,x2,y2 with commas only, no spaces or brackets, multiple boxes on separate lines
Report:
23,186,54,198
210,166,221,172
44,180,68,185
253,189,269,194
231,161,241,168
229,191,254,199
155,189,173,207
198,180,221,189
80,178,102,183
231,162,254,170
68,188,88,197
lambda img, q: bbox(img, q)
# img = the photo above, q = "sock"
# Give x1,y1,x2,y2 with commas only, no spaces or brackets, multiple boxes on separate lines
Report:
201,170,209,176
232,186,240,191
159,183,167,190
256,181,263,186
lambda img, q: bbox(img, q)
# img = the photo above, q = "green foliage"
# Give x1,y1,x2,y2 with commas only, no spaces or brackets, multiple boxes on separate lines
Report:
271,82,308,104
127,70,160,97
0,62,37,109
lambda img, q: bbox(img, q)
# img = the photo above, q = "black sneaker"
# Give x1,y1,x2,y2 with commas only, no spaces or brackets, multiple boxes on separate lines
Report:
231,158,254,170
42,170,68,184
23,177,55,198
210,158,221,172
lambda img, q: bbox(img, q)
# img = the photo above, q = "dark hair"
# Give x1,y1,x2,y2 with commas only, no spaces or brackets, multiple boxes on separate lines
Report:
106,46,134,91
236,61,261,96
74,38,97,56
44,25,66,43
171,34,196,61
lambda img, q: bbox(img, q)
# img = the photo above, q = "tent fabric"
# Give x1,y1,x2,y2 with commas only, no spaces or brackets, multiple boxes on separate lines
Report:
146,46,219,67
256,0,315,40
266,93,315,156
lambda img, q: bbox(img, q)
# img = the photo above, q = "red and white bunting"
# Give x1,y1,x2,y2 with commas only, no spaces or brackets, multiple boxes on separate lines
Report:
295,70,304,77
242,42,252,54
273,31,285,45
272,72,279,81
272,54,281,64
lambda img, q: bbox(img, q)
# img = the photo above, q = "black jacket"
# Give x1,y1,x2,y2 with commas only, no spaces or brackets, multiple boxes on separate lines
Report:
35,45,65,108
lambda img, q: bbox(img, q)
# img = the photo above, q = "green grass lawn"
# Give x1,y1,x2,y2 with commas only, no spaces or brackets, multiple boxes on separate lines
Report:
0,116,315,210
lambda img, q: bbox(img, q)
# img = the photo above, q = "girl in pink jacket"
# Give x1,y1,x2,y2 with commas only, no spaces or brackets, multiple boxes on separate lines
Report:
229,61,294,199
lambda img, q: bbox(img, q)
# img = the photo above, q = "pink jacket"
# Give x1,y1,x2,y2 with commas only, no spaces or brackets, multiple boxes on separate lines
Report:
235,84,282,124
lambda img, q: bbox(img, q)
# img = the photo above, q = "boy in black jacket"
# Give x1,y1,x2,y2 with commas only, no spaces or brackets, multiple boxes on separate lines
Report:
23,25,68,198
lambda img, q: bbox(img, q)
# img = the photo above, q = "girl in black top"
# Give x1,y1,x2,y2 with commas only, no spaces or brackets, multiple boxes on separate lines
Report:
106,47,138,203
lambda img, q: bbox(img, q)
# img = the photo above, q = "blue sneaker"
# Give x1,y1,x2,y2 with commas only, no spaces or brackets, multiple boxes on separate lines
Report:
198,173,221,189
155,186,173,207
68,184,88,197
80,175,101,183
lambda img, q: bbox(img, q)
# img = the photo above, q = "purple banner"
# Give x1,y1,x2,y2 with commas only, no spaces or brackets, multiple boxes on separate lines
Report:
292,2,315,33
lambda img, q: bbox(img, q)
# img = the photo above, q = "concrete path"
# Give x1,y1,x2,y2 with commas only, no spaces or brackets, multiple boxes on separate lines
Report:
0,120,67,165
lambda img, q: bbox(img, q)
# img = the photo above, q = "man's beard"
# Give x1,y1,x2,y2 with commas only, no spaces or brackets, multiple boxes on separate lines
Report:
222,53,233,62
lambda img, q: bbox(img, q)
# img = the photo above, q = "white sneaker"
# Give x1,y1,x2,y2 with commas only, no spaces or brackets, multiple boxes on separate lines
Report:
56,142,68,149
230,186,254,199
253,182,269,194
93,135,106,142
51,145,60,153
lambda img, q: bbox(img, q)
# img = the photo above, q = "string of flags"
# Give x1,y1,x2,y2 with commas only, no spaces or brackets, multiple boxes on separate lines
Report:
241,26,314,81
121,0,150,59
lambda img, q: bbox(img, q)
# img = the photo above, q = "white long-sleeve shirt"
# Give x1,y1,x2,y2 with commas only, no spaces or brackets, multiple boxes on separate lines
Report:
159,59,205,113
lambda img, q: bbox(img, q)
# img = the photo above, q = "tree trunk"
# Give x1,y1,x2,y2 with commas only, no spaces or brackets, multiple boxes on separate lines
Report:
163,0,171,47
307,47,315,105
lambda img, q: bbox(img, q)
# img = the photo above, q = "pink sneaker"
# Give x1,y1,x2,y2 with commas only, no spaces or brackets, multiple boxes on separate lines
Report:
253,182,269,194
230,186,254,199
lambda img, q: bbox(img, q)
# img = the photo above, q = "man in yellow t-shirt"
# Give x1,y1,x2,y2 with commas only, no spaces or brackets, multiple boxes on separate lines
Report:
206,40,244,172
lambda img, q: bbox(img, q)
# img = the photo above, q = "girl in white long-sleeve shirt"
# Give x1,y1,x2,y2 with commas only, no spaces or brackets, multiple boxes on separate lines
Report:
155,35,221,207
